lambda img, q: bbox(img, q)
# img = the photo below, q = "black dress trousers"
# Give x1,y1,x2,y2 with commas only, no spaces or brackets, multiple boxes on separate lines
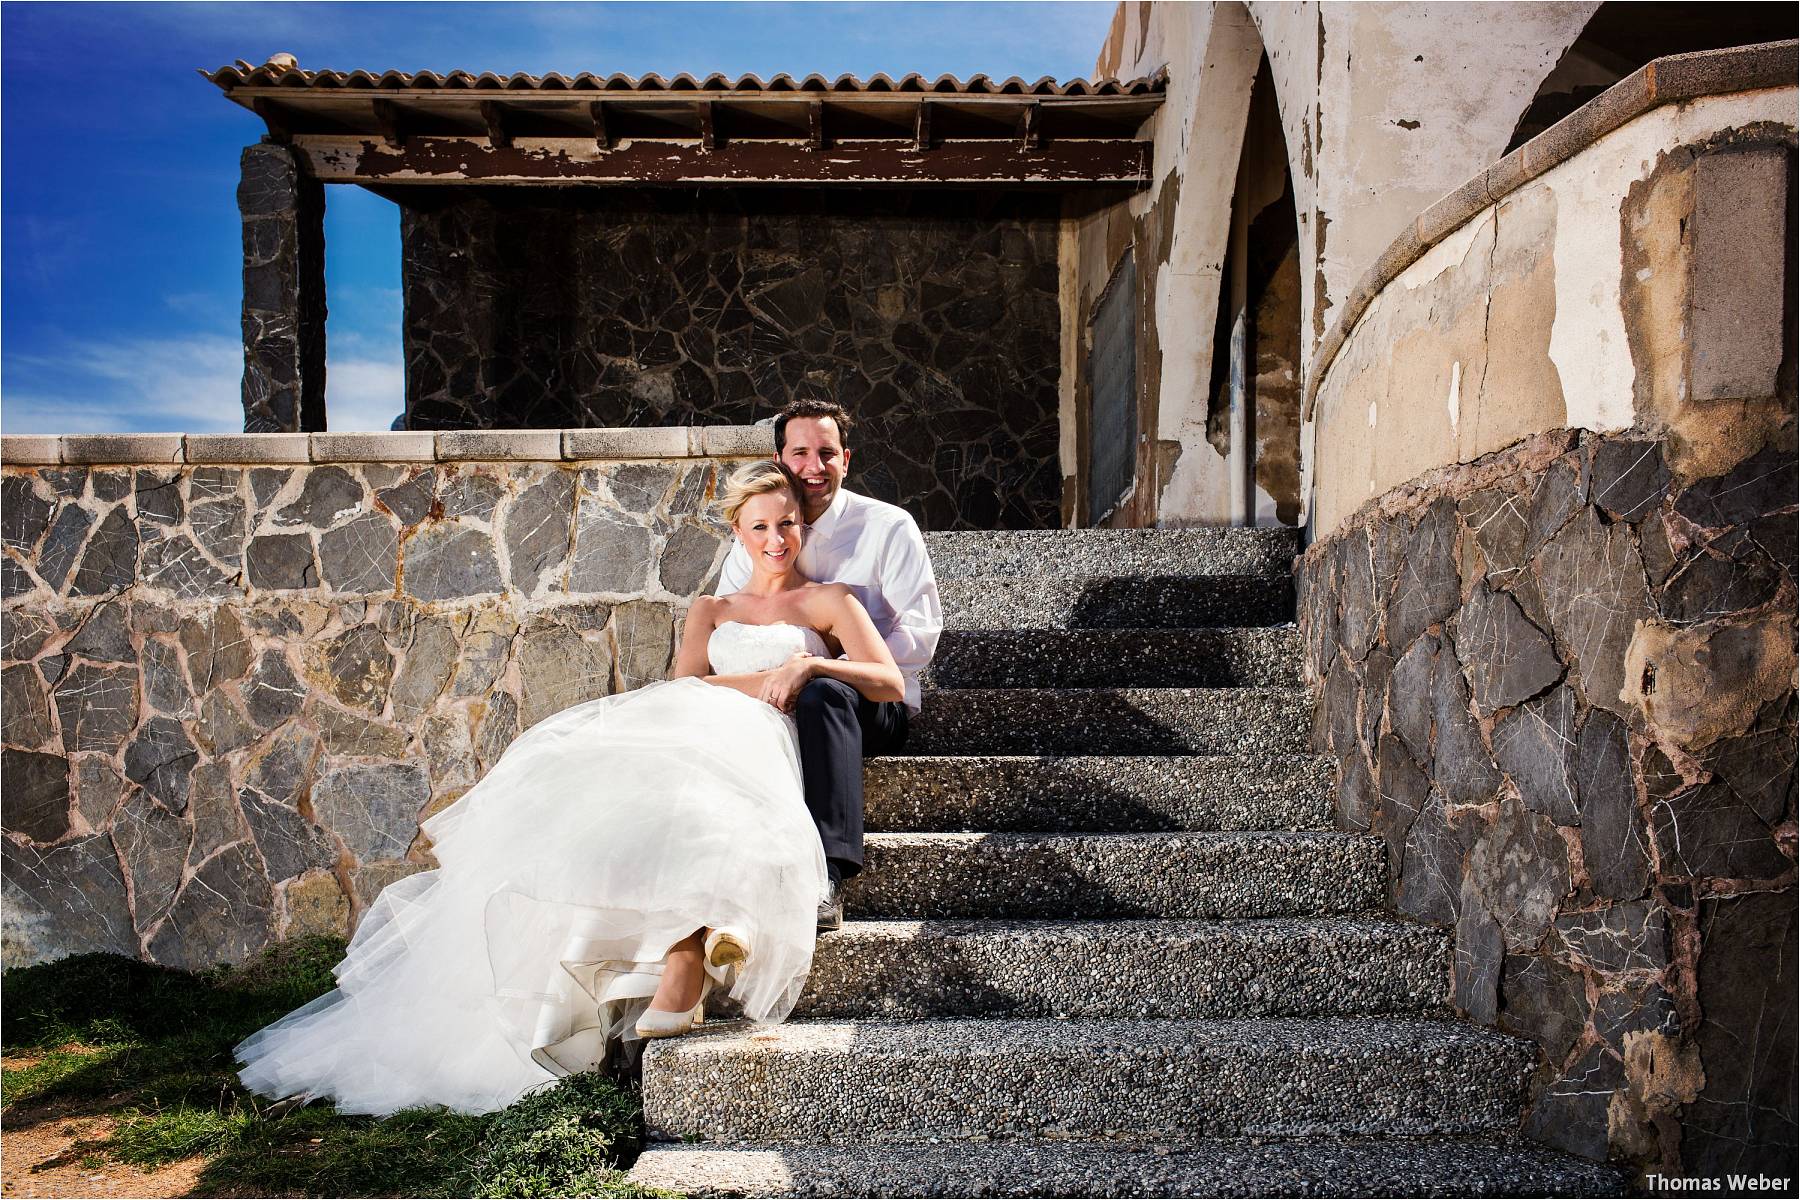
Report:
792,678,909,878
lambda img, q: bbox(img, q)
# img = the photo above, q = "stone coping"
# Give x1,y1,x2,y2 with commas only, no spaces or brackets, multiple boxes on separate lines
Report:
0,425,772,466
1301,38,1799,424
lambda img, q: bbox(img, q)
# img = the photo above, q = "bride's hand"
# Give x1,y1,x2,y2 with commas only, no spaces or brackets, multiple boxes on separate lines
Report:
759,652,817,712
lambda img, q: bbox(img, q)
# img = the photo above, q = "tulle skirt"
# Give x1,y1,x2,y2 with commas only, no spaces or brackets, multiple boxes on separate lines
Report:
234,677,829,1116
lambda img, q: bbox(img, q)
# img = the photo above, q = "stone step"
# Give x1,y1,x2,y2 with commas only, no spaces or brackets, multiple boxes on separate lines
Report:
640,1017,1537,1144
941,575,1294,630
630,1138,1628,1198
925,527,1299,580
790,918,1447,1020
848,832,1386,920
863,754,1335,833
908,688,1310,757
926,628,1301,689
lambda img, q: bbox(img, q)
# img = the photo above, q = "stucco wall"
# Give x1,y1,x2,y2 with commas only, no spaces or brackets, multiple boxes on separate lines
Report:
1082,1,1599,526
1310,86,1796,536
0,432,760,971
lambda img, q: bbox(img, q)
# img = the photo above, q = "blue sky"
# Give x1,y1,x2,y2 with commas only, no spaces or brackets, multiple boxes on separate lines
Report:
1,0,1115,434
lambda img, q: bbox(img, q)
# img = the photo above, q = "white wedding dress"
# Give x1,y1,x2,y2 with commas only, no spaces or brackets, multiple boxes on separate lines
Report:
235,621,831,1117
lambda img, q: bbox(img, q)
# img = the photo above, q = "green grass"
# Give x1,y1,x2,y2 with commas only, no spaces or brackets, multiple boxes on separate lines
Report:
2,939,675,1198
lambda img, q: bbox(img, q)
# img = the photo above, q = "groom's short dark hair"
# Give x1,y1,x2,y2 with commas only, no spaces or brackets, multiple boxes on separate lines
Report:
774,399,854,454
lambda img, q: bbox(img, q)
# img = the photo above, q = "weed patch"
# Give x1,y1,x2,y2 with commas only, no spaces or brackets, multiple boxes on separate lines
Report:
2,943,670,1198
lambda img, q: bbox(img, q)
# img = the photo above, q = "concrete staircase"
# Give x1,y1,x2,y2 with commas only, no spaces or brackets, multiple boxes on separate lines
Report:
630,528,1624,1198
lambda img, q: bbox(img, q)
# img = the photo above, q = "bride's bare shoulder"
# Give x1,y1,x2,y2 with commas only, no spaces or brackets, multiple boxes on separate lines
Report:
688,594,729,624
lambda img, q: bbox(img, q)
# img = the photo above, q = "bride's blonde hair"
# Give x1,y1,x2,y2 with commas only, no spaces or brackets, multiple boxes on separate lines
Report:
718,460,804,525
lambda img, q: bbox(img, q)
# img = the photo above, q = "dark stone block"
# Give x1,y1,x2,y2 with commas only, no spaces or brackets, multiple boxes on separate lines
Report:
441,473,505,522
197,690,259,756
190,497,247,568
1525,1042,1621,1160
312,624,394,714
3,664,54,747
613,601,674,691
1387,500,1460,652
2,833,137,960
112,791,190,929
273,466,364,530
66,601,134,663
1388,634,1437,764
1398,790,1462,925
1500,951,1588,1063
242,649,305,728
248,467,291,508
69,506,138,596
140,533,238,600
1575,709,1650,900
1432,642,1502,805
1554,900,1669,973
1685,890,1798,1178
318,513,399,594
40,468,87,499
124,716,198,812
186,761,248,864
1708,709,1798,824
1589,439,1669,522
1659,548,1785,621
1523,458,1583,558
36,505,93,594
658,524,723,596
1338,748,1374,831
476,691,520,768
311,762,430,861
1675,445,1798,530
1322,654,1359,757
1,476,52,552
1748,511,1798,579
503,471,576,593
1298,551,1338,681
91,470,132,503
147,843,273,971
402,525,503,601
1592,982,1678,1049
570,506,655,595
244,728,317,807
376,471,436,525
1454,879,1504,1023
189,466,241,501
53,662,139,752
134,471,184,526
180,608,253,693
389,615,458,722
241,787,336,883
1469,798,1570,951
1652,780,1791,879
1452,584,1562,713
1493,686,1580,826
1458,487,1530,588
246,533,318,590
1,610,52,661
1336,527,1378,660
2,748,70,841
1354,646,1394,760
1536,506,1653,719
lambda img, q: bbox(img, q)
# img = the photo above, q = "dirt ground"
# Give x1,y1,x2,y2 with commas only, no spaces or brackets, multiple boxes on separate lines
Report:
1,1054,206,1200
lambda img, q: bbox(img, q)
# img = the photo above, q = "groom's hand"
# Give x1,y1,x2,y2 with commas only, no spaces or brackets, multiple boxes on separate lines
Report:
759,652,818,712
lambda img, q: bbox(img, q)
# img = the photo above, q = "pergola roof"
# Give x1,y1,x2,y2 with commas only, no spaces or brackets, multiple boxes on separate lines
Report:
206,59,1166,187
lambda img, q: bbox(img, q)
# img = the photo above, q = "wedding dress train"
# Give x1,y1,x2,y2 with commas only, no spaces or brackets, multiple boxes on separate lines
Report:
234,621,831,1116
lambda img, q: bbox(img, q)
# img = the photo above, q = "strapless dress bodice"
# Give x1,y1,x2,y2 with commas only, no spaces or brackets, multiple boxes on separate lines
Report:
707,621,831,674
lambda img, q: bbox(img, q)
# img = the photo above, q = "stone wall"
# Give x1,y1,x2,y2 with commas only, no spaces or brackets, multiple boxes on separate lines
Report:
0,430,763,971
1297,427,1797,1179
400,188,1063,530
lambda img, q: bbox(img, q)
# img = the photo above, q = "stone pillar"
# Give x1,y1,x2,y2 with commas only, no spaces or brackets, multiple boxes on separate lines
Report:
239,142,327,432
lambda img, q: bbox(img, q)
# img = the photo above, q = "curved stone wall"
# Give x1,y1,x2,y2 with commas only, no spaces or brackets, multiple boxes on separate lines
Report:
1299,427,1796,1177
0,432,760,972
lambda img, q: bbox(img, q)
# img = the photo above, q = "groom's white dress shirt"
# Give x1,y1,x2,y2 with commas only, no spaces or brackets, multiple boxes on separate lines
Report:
716,487,942,713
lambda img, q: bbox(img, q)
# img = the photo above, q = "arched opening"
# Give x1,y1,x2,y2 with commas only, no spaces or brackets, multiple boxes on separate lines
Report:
1205,52,1302,526
1507,1,1797,151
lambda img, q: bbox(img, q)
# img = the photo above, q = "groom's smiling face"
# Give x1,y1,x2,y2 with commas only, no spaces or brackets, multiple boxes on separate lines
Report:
778,417,850,523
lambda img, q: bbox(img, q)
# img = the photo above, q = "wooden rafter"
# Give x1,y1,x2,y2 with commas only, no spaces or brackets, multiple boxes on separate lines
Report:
588,100,611,150
479,100,510,148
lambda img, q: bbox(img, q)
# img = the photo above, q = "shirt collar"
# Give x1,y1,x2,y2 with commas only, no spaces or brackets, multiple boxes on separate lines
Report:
807,485,851,538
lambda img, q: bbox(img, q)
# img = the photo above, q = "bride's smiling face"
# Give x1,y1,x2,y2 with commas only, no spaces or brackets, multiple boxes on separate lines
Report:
734,489,804,573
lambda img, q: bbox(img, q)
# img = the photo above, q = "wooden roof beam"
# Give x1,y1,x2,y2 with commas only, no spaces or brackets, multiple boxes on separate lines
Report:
480,100,511,148
914,101,932,151
697,100,718,152
588,101,611,151
370,98,405,148
1018,101,1041,153
808,99,825,151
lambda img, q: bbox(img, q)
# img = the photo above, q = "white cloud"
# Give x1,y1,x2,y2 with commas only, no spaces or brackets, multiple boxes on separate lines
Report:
0,333,404,435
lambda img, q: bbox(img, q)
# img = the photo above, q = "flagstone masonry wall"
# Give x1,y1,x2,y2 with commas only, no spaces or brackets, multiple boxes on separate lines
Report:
0,430,764,974
1296,427,1797,1179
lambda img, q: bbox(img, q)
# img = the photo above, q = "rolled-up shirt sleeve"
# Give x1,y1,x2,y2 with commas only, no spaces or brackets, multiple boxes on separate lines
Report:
879,520,942,709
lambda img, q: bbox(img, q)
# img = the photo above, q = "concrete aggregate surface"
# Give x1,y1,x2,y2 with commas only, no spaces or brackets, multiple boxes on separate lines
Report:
907,687,1311,755
848,831,1388,918
629,1137,1628,1197
925,527,1299,579
940,575,1295,630
642,1017,1537,1143
862,754,1335,832
927,628,1302,688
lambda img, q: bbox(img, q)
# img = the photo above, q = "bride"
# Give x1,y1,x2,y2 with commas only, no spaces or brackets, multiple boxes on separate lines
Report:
234,460,904,1117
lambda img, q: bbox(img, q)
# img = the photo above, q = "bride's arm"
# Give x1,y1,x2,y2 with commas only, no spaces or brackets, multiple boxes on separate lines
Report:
762,586,904,709
673,596,780,702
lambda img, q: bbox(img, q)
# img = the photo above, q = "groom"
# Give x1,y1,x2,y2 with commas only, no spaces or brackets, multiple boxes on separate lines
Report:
715,398,942,932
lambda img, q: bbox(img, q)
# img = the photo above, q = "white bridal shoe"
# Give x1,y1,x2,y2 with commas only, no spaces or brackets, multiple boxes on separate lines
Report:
634,981,709,1039
705,927,751,975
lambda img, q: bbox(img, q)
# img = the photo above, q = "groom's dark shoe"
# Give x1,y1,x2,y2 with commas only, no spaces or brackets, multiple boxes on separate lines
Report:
817,867,847,933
